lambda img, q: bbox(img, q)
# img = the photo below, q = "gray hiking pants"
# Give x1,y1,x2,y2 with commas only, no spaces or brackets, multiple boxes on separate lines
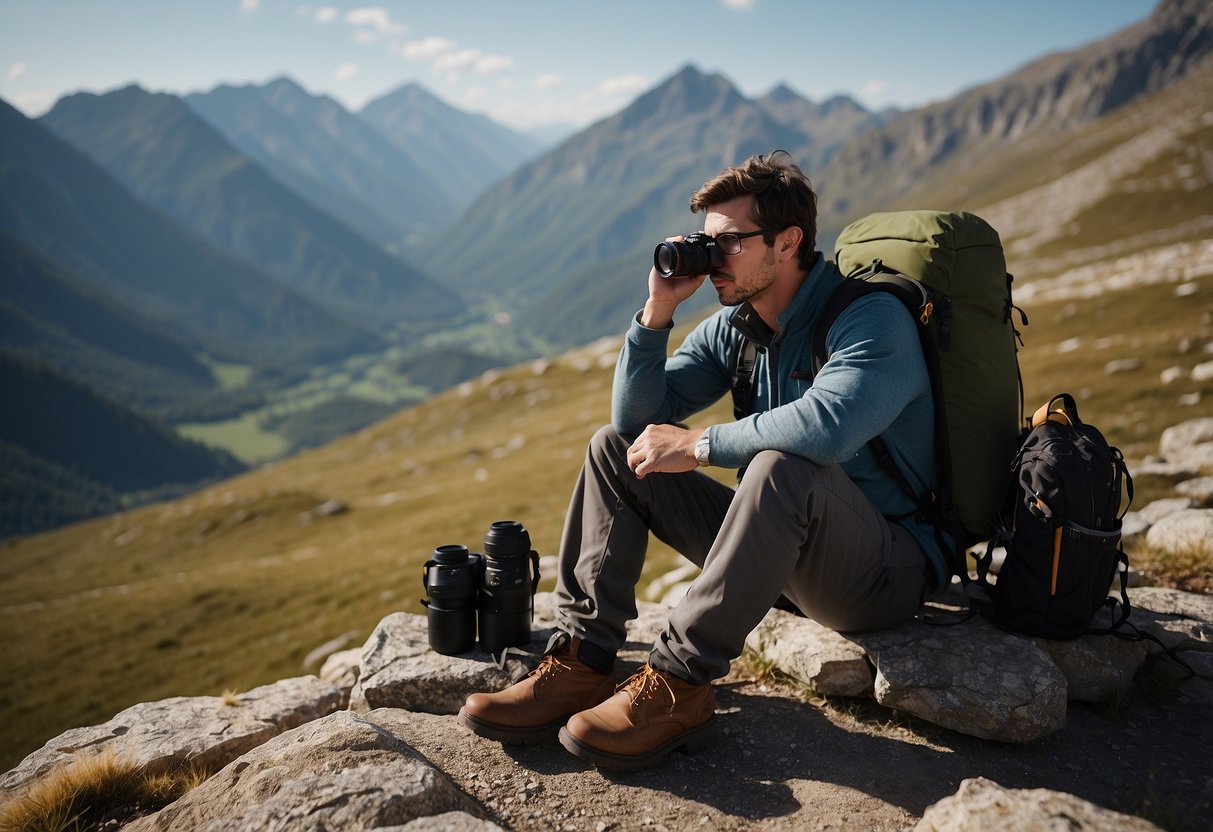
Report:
553,425,929,685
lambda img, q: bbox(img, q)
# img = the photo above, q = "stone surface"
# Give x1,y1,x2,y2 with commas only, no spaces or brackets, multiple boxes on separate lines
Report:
1132,585,1213,623
1131,460,1200,480
914,777,1163,831
745,609,874,696
124,710,481,832
319,647,362,707
353,612,553,714
381,812,507,831
1175,475,1213,502
1035,635,1148,703
1159,417,1213,461
1144,509,1213,559
853,618,1068,743
0,675,342,799
1138,497,1194,523
1120,511,1151,545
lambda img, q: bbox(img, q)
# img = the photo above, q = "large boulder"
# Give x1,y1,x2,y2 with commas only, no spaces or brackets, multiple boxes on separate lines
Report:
123,710,482,832
351,612,552,714
743,586,1213,741
745,610,873,696
1144,509,1213,560
0,676,341,799
852,617,1068,743
914,777,1162,831
1159,417,1213,469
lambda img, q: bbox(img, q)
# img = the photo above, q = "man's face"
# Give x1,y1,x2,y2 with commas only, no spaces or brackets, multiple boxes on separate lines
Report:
703,195,777,307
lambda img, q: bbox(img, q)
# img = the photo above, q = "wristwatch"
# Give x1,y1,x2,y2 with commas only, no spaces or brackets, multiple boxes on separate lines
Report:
694,431,711,467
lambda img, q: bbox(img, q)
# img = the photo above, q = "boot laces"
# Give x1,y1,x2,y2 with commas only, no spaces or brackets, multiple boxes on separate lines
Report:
618,665,676,715
529,653,574,688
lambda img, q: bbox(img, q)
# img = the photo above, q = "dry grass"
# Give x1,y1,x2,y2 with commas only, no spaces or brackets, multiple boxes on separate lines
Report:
0,749,207,832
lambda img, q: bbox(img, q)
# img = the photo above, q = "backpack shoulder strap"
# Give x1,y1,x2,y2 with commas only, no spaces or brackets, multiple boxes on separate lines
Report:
813,263,969,578
731,338,760,421
810,262,934,374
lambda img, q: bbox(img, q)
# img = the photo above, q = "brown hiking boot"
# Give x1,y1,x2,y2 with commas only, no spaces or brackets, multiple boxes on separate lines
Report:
558,664,716,771
456,635,615,744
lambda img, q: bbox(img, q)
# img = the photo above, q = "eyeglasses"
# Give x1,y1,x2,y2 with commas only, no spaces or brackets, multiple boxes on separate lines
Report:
714,228,777,255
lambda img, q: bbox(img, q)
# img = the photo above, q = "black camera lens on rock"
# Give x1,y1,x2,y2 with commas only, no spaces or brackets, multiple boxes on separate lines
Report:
421,544,483,656
479,520,541,655
421,521,541,656
653,232,724,278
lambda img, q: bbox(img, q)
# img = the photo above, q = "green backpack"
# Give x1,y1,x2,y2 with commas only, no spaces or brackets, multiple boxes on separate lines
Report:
830,210,1025,566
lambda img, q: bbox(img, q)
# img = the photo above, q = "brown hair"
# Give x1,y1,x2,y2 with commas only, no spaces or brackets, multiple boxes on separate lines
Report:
689,150,817,270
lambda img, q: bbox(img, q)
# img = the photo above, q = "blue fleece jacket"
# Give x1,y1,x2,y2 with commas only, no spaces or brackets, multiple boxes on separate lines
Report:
612,252,948,588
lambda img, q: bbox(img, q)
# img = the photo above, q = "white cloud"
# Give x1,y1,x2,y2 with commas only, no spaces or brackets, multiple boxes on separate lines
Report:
474,54,513,75
334,63,360,81
401,36,458,61
346,6,405,35
429,45,512,76
599,73,648,96
720,0,756,9
534,73,562,91
7,62,28,79
353,28,380,45
433,48,480,73
314,6,339,23
863,79,889,97
240,0,260,13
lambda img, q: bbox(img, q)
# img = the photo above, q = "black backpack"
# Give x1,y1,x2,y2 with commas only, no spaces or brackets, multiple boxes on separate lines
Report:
977,393,1134,639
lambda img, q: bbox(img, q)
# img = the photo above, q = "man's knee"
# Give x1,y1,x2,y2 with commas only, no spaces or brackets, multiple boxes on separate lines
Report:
587,424,633,472
590,424,629,452
741,450,832,490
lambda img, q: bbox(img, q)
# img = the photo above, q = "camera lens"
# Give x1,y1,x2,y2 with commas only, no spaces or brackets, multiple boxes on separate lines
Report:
478,520,539,654
483,520,530,558
653,236,721,278
422,544,481,655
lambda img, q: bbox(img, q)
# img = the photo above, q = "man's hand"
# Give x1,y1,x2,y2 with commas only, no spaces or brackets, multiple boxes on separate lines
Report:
627,425,705,479
641,236,707,329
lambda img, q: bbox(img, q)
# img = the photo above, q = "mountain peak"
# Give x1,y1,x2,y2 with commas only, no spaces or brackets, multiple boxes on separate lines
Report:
764,83,809,104
264,75,307,93
360,82,448,116
819,94,868,116
620,64,744,124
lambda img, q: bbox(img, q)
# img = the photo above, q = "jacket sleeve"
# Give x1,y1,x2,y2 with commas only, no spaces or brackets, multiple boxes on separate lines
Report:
708,294,929,468
612,311,733,436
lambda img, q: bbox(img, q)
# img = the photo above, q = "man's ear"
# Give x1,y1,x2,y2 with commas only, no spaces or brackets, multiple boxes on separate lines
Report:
779,226,803,261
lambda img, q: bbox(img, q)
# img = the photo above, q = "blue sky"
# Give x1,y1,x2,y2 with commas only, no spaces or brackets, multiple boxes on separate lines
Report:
1,0,1158,133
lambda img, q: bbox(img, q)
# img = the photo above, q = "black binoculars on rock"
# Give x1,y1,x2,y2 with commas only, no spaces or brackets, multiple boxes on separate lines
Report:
421,520,541,656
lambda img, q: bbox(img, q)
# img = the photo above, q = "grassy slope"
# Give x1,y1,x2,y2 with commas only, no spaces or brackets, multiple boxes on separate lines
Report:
2,65,1212,772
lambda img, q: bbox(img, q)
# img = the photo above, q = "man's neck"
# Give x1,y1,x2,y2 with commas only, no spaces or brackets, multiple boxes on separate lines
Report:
751,268,809,332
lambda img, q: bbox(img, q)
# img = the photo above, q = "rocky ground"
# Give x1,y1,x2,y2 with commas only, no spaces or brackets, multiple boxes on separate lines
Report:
383,638,1210,832
4,420,1212,831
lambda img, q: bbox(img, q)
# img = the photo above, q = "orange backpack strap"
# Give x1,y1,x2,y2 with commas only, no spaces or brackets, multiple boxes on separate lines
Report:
1031,392,1080,428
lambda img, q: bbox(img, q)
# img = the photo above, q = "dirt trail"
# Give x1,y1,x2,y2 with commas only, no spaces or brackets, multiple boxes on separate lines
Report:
396,661,1212,831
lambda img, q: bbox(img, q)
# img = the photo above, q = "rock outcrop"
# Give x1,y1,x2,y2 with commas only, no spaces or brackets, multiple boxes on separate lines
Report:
3,416,1210,829
122,710,486,832
2,585,1208,829
0,675,342,800
914,777,1163,831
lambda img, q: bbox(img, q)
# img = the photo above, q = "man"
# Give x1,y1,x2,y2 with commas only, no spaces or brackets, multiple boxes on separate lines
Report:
457,150,947,771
